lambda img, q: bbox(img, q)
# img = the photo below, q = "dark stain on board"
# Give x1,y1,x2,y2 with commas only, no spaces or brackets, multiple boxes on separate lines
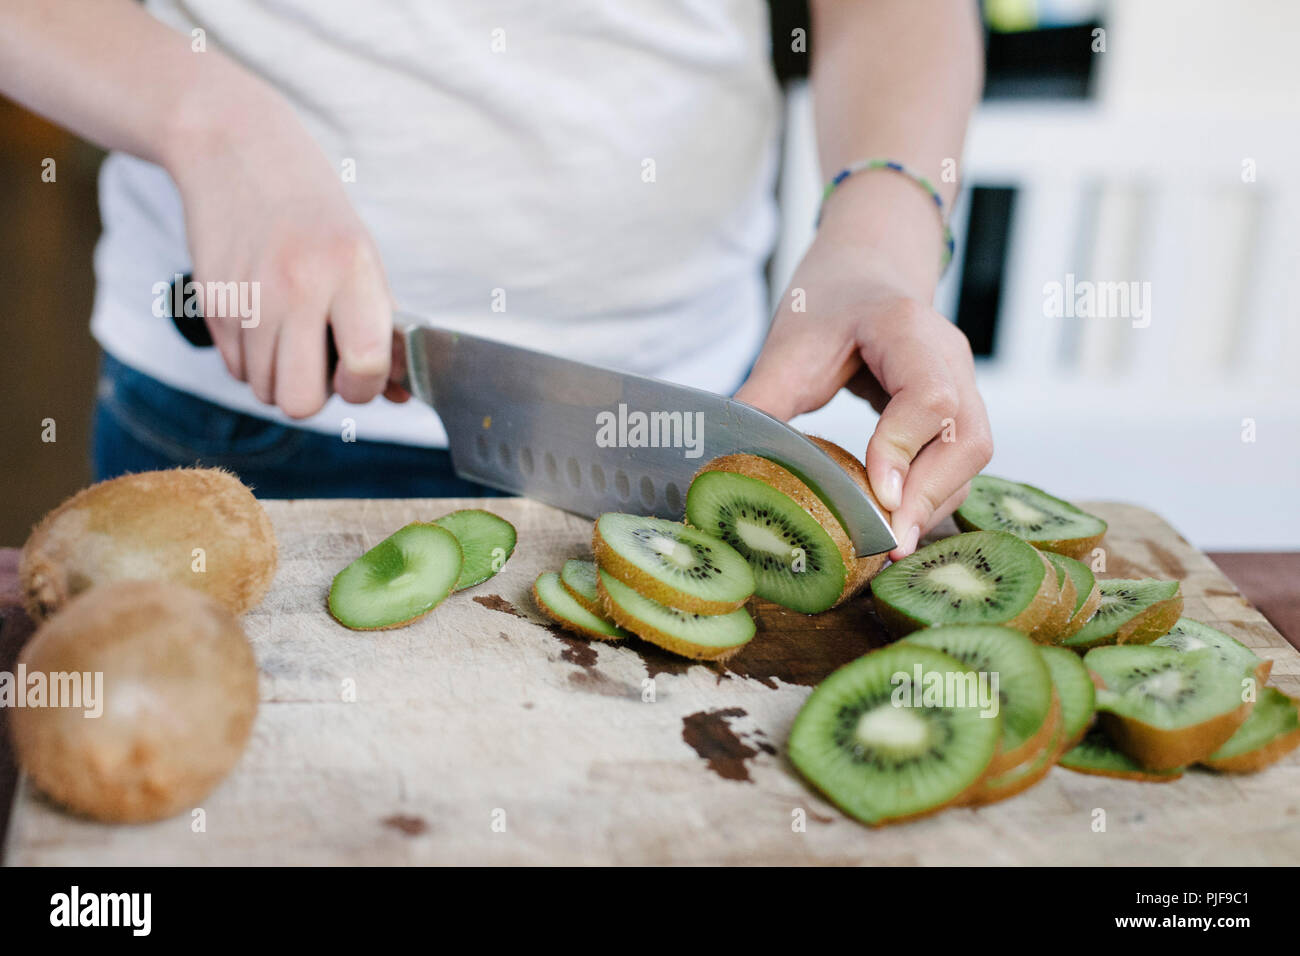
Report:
473,594,527,619
1144,540,1186,579
382,814,428,836
681,707,777,783
568,670,640,698
721,599,883,688
552,633,600,669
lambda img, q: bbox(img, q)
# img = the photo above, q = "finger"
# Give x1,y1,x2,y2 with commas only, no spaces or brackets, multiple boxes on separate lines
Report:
329,244,392,404
274,314,329,419
863,340,959,514
887,399,993,560
206,318,245,383
239,318,281,406
734,332,855,422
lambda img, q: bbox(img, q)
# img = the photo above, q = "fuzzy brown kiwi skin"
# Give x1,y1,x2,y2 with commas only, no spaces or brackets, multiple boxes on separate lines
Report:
595,576,750,662
532,576,626,642
1028,552,1068,644
11,580,258,823
985,684,1062,778
804,437,891,603
1200,719,1300,773
1059,579,1102,642
591,522,747,616
955,510,1106,562
1114,593,1184,645
1094,680,1254,772
1060,759,1185,783
690,452,852,608
558,576,601,617
20,467,277,622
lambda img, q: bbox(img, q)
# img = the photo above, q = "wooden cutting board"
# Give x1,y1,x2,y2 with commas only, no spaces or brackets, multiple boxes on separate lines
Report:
6,499,1299,865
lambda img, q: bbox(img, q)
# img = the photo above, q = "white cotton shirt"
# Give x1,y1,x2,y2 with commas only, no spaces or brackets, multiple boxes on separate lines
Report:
91,0,782,447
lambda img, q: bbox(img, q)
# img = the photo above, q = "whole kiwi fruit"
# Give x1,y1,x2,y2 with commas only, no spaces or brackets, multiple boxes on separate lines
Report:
10,580,259,822
20,467,277,622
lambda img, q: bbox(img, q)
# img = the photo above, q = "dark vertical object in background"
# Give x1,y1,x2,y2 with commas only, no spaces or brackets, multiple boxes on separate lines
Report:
953,187,1015,358
982,22,1102,100
766,0,811,84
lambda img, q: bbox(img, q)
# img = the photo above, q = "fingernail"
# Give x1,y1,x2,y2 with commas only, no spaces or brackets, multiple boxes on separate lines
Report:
902,524,920,555
881,469,903,511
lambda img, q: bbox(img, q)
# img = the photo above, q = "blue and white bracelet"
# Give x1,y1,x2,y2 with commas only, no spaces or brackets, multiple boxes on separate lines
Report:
818,158,956,272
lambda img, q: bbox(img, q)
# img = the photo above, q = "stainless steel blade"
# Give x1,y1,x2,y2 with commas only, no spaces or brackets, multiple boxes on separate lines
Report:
394,319,896,556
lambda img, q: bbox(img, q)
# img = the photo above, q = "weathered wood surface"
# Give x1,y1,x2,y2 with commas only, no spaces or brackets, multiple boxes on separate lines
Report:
6,499,1299,865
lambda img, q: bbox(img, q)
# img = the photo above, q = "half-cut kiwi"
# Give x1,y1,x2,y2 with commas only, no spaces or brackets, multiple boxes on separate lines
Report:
20,467,277,622
432,509,516,590
533,571,628,641
1058,729,1184,782
787,643,1003,826
870,531,1055,637
593,513,753,615
954,474,1107,559
559,559,601,615
1062,579,1183,650
685,455,850,614
1201,687,1300,773
328,523,463,630
597,569,754,660
1040,644,1097,748
1086,645,1253,770
1154,618,1272,686
902,624,1056,774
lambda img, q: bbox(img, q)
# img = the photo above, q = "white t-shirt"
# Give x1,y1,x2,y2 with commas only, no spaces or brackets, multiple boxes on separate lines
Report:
91,0,781,447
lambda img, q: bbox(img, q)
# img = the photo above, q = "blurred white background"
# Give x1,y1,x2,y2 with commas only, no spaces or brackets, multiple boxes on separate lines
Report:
779,0,1300,549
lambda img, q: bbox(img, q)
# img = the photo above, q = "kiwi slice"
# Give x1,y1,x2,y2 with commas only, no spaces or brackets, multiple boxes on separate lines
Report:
432,509,516,590
559,559,601,615
954,474,1107,559
1050,552,1101,641
1061,579,1183,650
902,624,1057,774
1086,645,1253,770
686,456,848,614
964,696,1063,806
1058,729,1184,782
1028,551,1071,644
597,569,754,660
787,643,1003,826
328,523,463,630
1154,617,1271,686
593,513,754,615
1201,687,1300,772
533,571,628,641
870,530,1055,637
20,467,277,622
1040,645,1097,747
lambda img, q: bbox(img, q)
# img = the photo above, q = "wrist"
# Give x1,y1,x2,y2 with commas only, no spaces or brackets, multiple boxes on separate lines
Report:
815,168,950,300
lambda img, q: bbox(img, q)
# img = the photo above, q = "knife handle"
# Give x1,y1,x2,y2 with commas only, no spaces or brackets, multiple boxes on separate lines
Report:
166,272,339,375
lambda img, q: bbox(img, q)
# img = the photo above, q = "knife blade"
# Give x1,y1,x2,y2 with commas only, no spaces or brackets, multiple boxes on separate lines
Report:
393,317,896,557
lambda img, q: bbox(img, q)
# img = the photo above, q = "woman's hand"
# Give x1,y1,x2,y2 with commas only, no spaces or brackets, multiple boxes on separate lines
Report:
168,89,398,419
735,233,992,559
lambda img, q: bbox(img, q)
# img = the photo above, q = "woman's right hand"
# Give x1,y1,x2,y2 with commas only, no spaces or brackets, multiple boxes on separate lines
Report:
167,90,398,420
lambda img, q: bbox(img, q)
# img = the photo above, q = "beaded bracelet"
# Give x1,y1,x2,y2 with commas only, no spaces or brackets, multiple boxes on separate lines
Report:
818,159,956,272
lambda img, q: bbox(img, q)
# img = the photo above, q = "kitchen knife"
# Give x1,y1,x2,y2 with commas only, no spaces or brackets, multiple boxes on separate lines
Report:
166,280,895,556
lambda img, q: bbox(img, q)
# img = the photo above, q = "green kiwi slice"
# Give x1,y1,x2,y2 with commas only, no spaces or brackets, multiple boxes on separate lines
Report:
1039,645,1097,746
1154,617,1271,685
1058,729,1184,781
559,559,600,615
902,624,1056,773
1086,645,1252,769
685,462,847,614
788,643,1003,826
870,531,1054,637
432,509,517,590
597,569,754,661
593,513,754,615
533,571,628,641
328,523,462,630
1062,579,1182,649
954,475,1107,559
1049,552,1101,641
1202,687,1300,772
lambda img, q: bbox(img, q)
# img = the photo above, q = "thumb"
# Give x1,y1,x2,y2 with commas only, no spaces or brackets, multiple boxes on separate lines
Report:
733,359,801,421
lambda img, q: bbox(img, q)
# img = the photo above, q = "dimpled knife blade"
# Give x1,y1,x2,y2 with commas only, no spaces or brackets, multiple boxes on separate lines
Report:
393,320,896,557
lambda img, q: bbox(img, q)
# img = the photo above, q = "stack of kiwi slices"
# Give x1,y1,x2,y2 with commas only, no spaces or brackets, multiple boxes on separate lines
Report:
532,514,757,660
328,509,517,630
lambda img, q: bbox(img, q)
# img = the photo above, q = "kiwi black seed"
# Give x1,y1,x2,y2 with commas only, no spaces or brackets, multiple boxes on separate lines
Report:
870,530,1053,637
1062,579,1182,650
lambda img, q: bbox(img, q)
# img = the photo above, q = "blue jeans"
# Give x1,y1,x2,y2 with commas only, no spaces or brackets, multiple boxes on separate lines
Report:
92,352,505,498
